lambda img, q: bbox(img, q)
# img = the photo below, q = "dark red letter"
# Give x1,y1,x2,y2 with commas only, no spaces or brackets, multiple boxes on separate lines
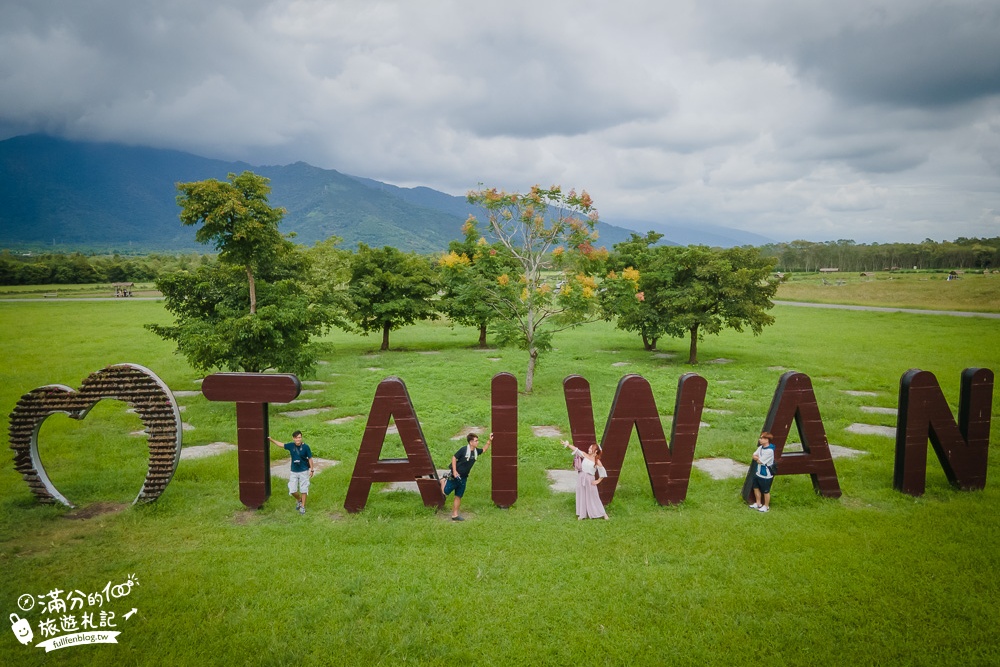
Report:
201,373,301,510
491,373,518,508
742,371,841,502
894,368,993,496
344,377,442,513
565,373,707,506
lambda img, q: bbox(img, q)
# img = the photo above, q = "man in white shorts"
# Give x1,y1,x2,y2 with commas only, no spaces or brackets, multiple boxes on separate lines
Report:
268,430,315,514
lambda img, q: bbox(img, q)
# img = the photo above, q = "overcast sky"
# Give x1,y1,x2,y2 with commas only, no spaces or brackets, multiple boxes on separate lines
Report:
2,0,999,243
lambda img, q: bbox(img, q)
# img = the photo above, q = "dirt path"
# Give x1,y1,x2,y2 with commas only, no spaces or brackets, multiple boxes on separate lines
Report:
773,300,1000,319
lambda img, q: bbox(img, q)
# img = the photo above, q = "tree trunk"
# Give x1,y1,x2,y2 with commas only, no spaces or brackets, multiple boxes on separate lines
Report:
246,266,257,315
688,324,699,364
525,347,538,393
641,332,657,351
478,323,488,348
381,322,390,351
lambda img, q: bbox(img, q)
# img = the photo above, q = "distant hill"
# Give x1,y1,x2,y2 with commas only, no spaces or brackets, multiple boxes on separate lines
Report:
0,135,472,252
608,217,776,247
0,135,767,252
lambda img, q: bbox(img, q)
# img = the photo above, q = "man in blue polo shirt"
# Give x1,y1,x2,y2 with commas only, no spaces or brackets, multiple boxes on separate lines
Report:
269,430,315,514
440,432,493,521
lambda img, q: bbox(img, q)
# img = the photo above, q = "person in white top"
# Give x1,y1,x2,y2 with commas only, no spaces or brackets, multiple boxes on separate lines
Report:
560,440,610,520
750,431,776,513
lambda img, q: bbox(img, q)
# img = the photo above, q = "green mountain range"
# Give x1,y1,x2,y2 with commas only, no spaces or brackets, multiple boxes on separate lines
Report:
0,135,646,253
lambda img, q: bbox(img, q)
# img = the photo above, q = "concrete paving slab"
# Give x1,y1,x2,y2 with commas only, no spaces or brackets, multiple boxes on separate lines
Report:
181,442,236,460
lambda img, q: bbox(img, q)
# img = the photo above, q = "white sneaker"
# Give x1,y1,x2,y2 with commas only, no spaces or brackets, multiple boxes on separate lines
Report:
757,505,769,513
749,503,760,509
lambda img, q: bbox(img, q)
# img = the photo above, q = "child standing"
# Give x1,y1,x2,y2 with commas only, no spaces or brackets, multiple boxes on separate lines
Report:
750,432,776,512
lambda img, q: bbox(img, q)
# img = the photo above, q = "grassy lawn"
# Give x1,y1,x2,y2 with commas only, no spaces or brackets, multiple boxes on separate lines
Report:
1,299,998,665
0,283,161,299
777,270,1000,312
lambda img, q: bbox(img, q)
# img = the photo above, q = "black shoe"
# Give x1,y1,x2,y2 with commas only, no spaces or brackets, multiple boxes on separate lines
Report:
451,516,464,522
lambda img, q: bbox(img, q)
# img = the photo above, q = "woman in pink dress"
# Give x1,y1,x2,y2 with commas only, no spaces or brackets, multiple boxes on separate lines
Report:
561,440,609,520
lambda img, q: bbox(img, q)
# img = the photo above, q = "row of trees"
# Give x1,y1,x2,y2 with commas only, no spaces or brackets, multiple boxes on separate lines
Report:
0,251,213,285
150,172,779,392
760,238,1000,273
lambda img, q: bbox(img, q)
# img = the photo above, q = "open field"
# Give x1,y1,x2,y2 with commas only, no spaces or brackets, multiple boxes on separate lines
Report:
777,270,1000,312
0,283,160,299
1,299,999,665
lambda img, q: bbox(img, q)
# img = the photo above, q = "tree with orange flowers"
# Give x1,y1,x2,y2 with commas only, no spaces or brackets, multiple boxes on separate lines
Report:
465,185,606,393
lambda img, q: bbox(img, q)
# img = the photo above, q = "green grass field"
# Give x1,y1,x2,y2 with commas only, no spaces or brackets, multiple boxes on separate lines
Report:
777,270,1000,312
1,297,999,665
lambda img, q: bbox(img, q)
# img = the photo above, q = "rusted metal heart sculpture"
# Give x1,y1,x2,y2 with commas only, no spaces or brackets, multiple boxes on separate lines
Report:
8,364,182,507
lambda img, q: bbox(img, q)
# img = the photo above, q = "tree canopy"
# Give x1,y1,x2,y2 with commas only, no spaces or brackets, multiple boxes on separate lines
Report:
346,243,439,351
437,221,519,347
601,231,671,351
466,185,606,393
655,245,778,363
175,171,288,314
149,171,333,375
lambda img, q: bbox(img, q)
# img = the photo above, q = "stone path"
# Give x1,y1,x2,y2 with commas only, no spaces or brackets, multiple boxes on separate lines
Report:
861,406,897,415
180,442,236,460
451,426,486,440
325,415,363,425
280,407,333,418
546,469,577,492
846,423,896,437
532,425,563,438
383,470,449,493
693,458,749,480
774,300,1000,319
784,443,869,458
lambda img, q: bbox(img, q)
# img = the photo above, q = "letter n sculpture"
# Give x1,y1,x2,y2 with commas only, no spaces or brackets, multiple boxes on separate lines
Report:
894,368,993,496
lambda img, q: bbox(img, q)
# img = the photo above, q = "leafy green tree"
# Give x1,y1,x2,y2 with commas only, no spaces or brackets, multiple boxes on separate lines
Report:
656,245,779,364
149,171,333,374
347,244,439,351
150,259,329,375
601,231,671,351
437,221,518,347
175,171,288,314
466,185,605,393
302,237,354,333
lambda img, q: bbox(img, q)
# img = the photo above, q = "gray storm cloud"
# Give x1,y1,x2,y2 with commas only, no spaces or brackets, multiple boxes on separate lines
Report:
0,0,998,242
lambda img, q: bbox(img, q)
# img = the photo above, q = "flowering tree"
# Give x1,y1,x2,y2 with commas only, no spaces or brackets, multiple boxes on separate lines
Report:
438,222,519,347
466,185,606,393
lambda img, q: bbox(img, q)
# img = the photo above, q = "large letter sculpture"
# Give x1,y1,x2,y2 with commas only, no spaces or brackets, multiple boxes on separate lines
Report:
201,373,301,509
8,364,182,507
742,371,841,502
564,373,707,506
491,373,519,508
344,377,442,513
894,368,993,496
